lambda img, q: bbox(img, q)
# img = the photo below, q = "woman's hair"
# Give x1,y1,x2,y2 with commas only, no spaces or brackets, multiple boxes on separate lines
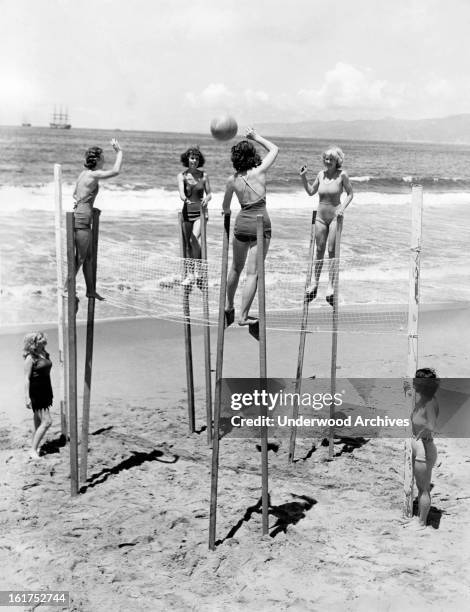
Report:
180,146,205,168
231,140,261,173
323,146,344,169
23,332,47,359
413,367,439,398
84,146,103,170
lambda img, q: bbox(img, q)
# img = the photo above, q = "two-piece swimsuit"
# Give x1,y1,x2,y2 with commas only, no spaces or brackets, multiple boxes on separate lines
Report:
73,184,99,230
182,172,205,223
233,174,271,242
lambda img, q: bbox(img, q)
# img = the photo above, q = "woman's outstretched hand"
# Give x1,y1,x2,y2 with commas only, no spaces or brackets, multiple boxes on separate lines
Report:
245,127,257,140
299,165,308,176
111,138,122,152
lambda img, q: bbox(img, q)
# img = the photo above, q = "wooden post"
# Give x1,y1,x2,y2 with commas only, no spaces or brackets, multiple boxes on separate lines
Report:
200,204,213,445
65,212,79,496
403,185,423,517
289,210,316,462
80,208,101,484
178,213,195,433
328,216,343,460
54,164,67,438
257,215,269,535
209,212,231,550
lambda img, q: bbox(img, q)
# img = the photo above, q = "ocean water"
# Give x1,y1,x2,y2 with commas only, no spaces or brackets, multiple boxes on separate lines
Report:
1,126,469,327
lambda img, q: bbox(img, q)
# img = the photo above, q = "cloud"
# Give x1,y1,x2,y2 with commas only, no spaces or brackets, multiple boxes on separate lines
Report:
424,77,454,98
185,83,234,108
185,84,271,109
244,89,270,106
298,62,399,111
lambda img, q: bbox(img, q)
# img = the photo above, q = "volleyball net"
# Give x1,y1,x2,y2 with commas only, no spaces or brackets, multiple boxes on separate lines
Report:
61,232,408,335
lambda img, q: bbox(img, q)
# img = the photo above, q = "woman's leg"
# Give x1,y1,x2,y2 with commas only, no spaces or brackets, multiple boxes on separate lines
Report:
239,237,270,325
414,441,437,526
75,228,103,300
226,238,250,312
189,218,202,260
326,218,338,299
306,220,328,300
31,408,52,457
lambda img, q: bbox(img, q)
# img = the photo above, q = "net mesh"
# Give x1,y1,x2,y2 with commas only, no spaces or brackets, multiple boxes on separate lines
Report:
61,226,408,334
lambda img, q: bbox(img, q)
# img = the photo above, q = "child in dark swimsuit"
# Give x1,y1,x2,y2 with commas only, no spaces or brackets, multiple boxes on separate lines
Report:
177,147,212,278
73,138,123,302
223,128,278,326
405,368,440,531
23,332,53,459
299,147,353,305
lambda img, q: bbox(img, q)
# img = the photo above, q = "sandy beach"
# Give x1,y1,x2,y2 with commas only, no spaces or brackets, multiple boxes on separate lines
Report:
0,304,469,611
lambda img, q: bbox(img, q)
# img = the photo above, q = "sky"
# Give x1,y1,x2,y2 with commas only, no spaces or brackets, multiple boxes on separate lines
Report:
1,0,470,132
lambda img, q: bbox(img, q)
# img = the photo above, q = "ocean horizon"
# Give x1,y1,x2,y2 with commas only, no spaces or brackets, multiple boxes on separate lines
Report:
1,126,469,326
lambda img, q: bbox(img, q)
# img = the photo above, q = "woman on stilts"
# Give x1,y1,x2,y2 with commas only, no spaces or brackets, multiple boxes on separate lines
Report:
299,146,353,305
223,127,278,327
73,138,123,303
177,146,212,285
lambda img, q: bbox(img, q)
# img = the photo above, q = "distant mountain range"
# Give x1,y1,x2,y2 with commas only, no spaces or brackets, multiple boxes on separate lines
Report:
258,114,470,144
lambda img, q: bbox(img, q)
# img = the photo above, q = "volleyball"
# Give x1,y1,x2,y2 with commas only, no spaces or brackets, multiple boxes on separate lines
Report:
210,115,238,141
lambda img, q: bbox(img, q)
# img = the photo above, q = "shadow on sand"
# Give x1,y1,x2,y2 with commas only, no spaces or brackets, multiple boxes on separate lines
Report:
81,448,179,493
217,493,317,546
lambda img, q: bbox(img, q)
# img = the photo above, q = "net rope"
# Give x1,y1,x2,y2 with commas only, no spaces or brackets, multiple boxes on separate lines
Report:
61,228,409,334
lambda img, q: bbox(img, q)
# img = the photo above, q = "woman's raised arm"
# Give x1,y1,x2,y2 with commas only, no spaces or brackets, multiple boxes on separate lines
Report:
91,138,123,180
245,128,278,173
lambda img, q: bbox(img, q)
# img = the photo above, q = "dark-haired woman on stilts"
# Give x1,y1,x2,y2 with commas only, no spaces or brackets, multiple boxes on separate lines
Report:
73,138,123,300
177,146,212,285
223,128,278,326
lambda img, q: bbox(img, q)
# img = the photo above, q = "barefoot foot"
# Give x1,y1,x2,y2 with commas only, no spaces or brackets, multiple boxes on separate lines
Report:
86,292,105,301
238,315,258,327
304,285,318,303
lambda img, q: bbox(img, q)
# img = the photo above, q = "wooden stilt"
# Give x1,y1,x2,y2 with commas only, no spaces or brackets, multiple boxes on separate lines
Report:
289,210,317,463
209,213,231,550
256,215,269,535
328,216,343,460
80,208,101,484
54,164,67,438
403,185,423,517
65,212,79,496
178,212,195,433
200,204,213,445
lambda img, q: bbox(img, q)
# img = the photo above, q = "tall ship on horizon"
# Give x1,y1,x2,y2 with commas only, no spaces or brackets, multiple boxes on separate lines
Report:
49,107,71,129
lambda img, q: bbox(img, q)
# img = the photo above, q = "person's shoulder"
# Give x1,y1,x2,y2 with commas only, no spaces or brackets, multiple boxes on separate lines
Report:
340,169,349,179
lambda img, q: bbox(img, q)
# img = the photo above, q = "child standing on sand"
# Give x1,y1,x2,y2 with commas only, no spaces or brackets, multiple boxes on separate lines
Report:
405,368,440,530
23,332,53,458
